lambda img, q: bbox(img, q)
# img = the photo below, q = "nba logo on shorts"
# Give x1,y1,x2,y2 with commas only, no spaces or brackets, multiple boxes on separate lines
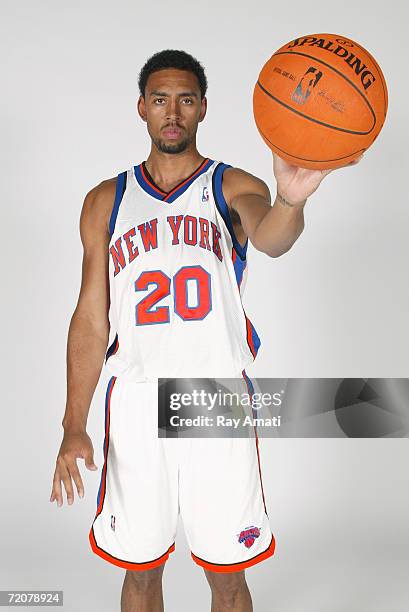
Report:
111,515,116,531
201,186,209,202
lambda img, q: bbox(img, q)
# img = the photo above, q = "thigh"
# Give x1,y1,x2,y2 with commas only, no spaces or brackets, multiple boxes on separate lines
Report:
89,377,179,570
179,435,275,572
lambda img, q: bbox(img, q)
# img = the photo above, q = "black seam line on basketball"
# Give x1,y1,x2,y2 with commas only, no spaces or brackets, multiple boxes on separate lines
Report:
257,56,376,134
269,50,377,127
258,125,365,163
257,80,373,136
91,527,175,565
339,37,388,113
192,534,274,566
211,163,247,262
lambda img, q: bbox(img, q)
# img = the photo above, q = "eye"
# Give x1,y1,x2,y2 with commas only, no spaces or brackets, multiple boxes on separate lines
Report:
182,98,193,104
154,98,165,104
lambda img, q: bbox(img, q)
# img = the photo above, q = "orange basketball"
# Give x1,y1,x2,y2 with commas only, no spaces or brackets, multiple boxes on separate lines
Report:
253,33,388,169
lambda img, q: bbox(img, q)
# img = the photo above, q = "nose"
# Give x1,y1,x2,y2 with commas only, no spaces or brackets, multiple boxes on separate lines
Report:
166,97,181,121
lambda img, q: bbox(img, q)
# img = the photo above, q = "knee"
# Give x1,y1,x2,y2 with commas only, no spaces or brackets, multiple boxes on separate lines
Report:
204,570,246,607
125,565,164,592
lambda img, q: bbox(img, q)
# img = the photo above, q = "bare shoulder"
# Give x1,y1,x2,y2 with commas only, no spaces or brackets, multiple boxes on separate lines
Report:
222,166,271,204
79,177,117,244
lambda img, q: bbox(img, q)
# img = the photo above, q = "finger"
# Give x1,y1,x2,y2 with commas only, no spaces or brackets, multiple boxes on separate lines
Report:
51,468,63,507
320,168,334,178
346,153,364,167
83,448,98,471
66,459,85,499
60,461,75,505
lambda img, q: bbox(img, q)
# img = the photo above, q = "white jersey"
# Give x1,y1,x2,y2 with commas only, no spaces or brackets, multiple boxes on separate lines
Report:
104,157,261,381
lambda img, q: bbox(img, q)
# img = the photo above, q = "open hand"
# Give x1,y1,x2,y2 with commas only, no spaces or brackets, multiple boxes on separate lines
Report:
273,151,364,206
50,430,98,506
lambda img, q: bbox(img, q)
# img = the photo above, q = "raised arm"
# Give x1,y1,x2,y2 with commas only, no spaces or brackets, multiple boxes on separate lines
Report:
50,178,116,507
222,152,363,258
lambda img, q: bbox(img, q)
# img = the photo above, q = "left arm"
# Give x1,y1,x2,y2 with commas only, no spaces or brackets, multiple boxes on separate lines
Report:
223,152,363,258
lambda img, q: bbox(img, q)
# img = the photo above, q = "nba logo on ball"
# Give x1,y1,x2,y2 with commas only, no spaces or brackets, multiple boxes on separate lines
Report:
238,526,261,548
111,515,116,531
253,32,388,170
291,66,323,105
201,186,209,202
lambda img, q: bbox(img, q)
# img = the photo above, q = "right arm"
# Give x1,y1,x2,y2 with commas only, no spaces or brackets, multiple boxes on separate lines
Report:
50,178,116,507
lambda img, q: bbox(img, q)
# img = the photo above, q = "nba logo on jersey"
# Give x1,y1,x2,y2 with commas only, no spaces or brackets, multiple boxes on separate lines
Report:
111,515,116,531
104,158,261,380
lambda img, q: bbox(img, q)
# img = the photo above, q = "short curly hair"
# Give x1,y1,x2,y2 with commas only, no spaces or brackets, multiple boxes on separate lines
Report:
138,49,208,99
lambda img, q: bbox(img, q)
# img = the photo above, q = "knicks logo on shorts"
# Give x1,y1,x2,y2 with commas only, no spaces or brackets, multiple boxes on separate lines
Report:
237,525,260,548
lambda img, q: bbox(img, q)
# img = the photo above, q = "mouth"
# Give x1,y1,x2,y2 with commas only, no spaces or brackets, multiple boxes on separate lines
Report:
162,126,184,140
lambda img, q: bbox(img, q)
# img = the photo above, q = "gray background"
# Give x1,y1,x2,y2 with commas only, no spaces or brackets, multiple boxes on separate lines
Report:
1,0,409,610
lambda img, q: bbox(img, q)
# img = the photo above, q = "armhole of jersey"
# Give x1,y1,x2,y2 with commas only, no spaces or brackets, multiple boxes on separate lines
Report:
109,171,127,237
212,163,248,261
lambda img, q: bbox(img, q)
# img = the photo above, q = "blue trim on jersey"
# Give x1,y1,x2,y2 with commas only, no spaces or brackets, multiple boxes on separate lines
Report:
105,333,118,363
212,163,248,261
133,159,215,203
134,164,164,199
233,255,246,287
109,171,127,237
249,321,261,356
242,369,255,395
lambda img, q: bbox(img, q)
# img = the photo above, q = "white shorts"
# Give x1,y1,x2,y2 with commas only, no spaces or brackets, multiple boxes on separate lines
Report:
89,372,276,573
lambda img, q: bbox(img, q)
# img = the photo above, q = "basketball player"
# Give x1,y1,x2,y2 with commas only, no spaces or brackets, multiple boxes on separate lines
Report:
50,50,362,611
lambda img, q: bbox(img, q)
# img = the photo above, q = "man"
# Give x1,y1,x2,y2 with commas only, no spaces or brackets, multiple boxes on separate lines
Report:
50,49,362,611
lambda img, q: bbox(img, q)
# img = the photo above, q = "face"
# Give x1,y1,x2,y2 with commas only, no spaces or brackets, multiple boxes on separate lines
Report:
138,68,207,154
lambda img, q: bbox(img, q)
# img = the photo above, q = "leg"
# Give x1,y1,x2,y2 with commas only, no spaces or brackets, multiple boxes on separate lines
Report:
121,565,165,612
204,569,253,612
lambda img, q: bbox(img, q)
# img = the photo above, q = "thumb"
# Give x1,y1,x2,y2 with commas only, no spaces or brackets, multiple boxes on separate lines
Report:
84,451,98,471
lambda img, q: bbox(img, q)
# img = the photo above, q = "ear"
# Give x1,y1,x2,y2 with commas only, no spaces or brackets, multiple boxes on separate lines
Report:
137,95,147,122
198,96,207,123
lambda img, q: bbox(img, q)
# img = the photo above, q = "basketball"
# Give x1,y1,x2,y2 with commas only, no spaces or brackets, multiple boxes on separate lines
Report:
253,33,388,169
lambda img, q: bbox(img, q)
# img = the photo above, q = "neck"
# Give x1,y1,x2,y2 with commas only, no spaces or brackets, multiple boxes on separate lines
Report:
145,145,206,193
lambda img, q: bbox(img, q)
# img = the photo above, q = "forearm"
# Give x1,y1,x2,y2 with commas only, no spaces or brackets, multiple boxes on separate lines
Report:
253,191,306,257
62,311,109,432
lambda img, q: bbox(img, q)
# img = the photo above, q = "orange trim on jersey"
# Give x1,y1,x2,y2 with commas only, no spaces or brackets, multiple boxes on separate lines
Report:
254,429,268,514
245,316,257,357
242,369,268,514
95,376,116,519
191,535,275,573
89,528,175,570
140,164,168,196
163,158,209,201
230,247,255,350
